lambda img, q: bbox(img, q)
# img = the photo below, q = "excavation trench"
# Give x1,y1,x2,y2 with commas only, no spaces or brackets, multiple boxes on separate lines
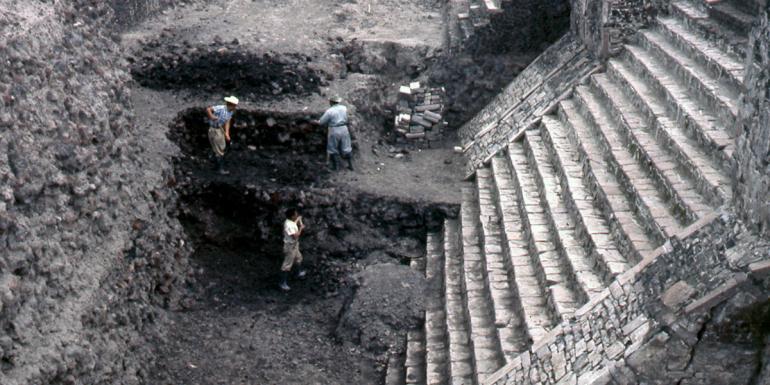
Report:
130,41,326,99
153,108,459,384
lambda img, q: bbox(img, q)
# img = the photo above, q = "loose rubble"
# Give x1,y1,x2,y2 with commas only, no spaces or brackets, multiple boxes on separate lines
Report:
393,82,448,144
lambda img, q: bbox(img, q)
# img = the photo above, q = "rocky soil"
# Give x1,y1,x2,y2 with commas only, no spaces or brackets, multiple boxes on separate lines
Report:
0,1,193,384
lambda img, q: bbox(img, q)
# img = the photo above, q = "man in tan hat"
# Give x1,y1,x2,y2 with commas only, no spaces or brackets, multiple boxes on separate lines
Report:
206,96,239,174
317,95,353,171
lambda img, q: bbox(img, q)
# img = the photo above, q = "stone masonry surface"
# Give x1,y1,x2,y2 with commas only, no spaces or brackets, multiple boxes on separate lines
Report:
0,2,192,384
459,33,596,176
485,211,770,385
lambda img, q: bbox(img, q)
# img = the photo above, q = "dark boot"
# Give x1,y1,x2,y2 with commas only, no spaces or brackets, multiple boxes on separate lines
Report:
329,154,340,171
216,156,229,175
294,263,307,279
344,155,353,171
278,271,290,291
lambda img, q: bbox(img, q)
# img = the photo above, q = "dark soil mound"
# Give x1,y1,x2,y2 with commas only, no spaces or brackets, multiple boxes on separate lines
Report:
130,38,326,99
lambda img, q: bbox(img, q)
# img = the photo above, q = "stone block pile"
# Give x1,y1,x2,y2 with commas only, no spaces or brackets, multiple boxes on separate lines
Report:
394,82,447,144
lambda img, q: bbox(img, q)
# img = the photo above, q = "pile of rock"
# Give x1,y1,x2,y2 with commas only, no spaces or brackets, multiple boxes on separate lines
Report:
393,82,447,143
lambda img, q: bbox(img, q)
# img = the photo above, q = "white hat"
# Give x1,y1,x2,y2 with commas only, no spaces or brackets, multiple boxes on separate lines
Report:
224,96,239,105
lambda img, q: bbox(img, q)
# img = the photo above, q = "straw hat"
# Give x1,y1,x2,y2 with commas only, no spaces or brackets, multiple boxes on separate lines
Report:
224,96,239,105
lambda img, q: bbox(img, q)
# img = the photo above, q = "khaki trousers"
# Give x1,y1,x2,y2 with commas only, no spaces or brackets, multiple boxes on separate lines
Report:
281,242,303,272
208,127,226,157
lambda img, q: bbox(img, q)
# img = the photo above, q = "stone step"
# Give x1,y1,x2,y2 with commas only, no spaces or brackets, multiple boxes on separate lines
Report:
588,73,715,224
634,30,741,131
539,115,632,277
425,232,450,385
459,187,506,380
507,140,581,320
405,329,427,385
655,16,744,91
669,0,749,59
522,130,611,298
490,156,557,343
572,85,685,242
626,32,741,139
443,218,477,385
708,0,755,35
475,168,532,362
386,352,406,385
605,59,733,207
556,99,657,261
406,255,428,385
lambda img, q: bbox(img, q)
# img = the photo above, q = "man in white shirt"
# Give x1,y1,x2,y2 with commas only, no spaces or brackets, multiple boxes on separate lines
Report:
279,208,306,291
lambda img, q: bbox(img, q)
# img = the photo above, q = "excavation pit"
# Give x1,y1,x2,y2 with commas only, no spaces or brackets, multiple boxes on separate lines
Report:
170,107,332,185
161,106,459,384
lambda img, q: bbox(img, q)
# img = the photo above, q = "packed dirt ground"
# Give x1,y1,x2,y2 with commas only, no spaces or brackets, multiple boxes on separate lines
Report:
120,0,564,383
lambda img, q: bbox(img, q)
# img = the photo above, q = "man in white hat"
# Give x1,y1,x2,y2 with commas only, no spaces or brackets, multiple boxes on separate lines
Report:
206,96,239,174
317,95,353,171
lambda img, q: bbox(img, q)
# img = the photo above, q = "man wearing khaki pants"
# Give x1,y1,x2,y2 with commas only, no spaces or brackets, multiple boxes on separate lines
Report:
279,208,307,291
206,96,238,174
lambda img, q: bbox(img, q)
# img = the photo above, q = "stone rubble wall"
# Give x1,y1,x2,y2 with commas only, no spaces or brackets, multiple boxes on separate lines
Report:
0,1,192,384
484,212,770,385
571,0,665,59
734,6,770,237
458,33,597,176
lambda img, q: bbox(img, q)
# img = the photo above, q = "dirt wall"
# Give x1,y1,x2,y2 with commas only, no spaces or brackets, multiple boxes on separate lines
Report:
0,1,193,384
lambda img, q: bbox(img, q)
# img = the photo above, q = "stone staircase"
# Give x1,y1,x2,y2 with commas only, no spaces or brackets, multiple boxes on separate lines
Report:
385,0,746,383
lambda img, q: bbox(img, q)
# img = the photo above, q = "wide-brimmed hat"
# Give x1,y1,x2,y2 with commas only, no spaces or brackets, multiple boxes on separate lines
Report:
224,96,239,105
329,95,343,103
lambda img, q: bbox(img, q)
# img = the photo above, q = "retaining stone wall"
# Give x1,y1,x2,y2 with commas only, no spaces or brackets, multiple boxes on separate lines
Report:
458,33,596,176
734,7,770,237
485,212,770,384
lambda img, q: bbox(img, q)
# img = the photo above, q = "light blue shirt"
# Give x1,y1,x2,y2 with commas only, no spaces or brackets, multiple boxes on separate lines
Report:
209,105,233,128
319,104,348,127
